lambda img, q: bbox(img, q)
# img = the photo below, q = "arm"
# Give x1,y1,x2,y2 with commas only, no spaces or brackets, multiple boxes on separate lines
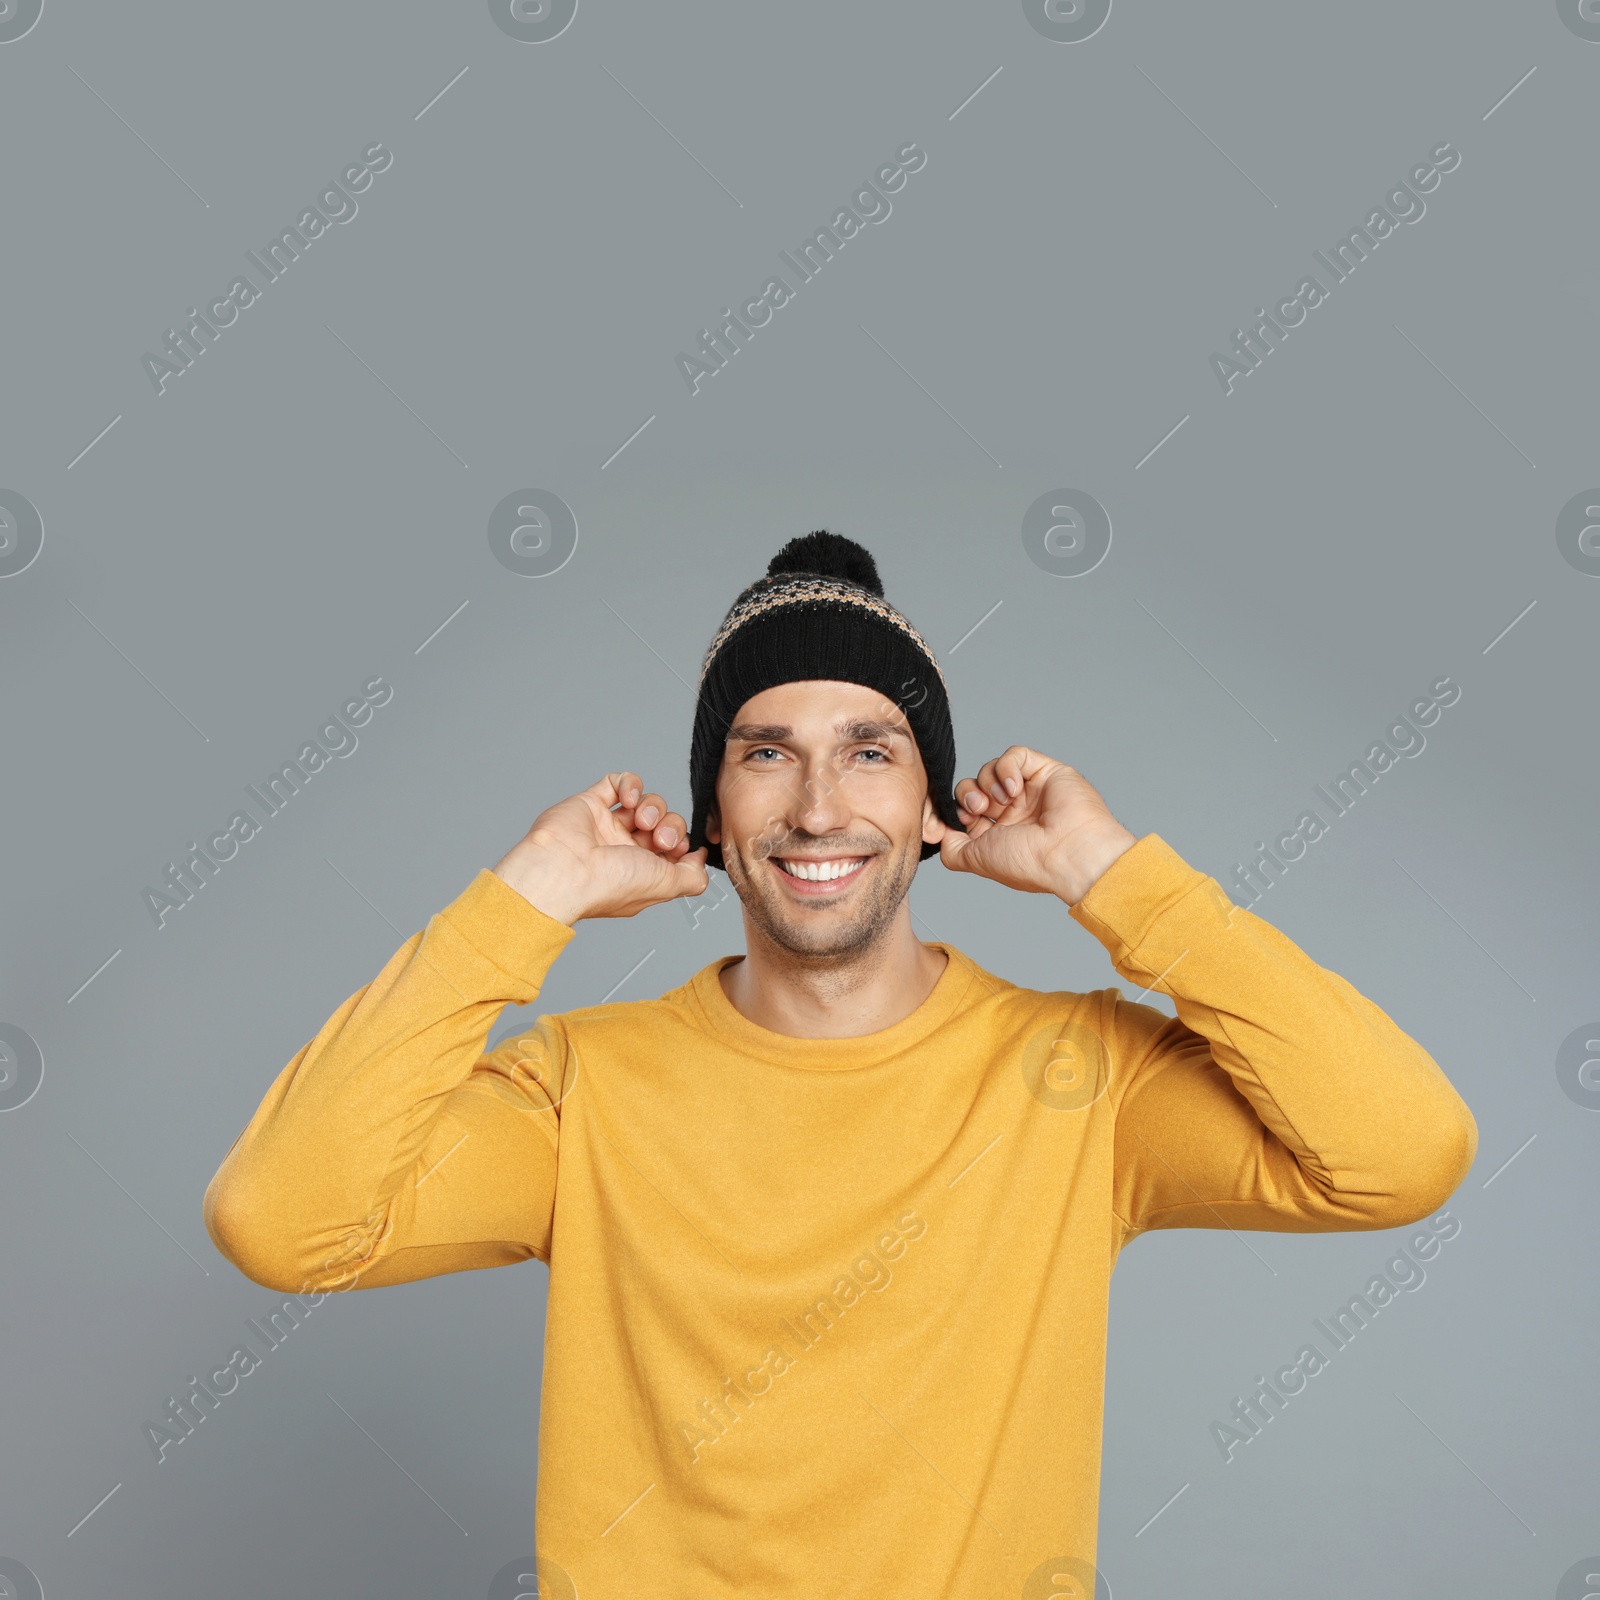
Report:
937,745,1478,1242
1069,834,1479,1239
203,770,709,1293
203,870,577,1292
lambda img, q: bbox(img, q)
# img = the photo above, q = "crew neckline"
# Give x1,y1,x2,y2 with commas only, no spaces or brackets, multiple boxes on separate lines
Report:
686,943,980,1069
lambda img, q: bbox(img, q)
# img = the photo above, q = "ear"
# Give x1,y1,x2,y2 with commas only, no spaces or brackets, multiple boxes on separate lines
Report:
706,808,721,845
922,792,958,846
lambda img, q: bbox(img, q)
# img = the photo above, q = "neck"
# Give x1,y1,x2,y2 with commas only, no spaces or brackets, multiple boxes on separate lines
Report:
719,909,948,1039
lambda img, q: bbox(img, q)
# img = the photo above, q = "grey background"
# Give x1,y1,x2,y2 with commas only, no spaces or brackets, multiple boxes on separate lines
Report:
1,1,1595,1595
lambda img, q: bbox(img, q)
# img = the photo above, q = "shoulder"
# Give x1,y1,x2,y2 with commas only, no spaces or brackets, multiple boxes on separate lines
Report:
941,943,1113,1031
526,966,710,1051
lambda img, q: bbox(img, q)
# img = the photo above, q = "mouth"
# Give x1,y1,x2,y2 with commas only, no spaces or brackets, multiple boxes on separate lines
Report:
767,854,872,896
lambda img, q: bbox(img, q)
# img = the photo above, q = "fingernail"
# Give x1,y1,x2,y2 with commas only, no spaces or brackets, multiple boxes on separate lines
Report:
1006,777,1020,796
659,827,676,846
638,807,657,825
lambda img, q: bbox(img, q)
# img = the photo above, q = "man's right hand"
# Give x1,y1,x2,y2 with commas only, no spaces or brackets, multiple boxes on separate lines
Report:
492,771,710,925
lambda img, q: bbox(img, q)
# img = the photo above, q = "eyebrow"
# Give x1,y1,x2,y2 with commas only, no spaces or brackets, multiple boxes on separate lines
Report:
725,718,909,745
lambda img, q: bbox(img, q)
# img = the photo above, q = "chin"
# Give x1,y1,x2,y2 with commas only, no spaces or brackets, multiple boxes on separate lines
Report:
741,849,915,955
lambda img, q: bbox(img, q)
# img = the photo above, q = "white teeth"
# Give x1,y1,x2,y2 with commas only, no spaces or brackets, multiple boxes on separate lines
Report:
777,857,865,883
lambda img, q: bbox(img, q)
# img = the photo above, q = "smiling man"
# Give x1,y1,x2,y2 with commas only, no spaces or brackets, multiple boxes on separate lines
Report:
204,532,1478,1600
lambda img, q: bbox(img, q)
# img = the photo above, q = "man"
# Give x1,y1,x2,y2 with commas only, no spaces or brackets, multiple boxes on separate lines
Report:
204,531,1478,1598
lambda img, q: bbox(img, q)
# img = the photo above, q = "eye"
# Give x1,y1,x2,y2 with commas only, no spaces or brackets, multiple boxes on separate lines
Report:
746,747,784,762
854,747,889,762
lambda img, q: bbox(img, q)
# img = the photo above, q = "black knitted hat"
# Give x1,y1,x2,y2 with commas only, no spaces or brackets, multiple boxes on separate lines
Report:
687,531,961,871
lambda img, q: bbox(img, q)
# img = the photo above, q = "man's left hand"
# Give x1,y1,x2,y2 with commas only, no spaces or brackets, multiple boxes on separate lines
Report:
938,745,1138,906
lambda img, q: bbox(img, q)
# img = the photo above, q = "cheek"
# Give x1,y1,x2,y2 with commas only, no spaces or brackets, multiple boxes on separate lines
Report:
878,768,928,823
716,781,788,857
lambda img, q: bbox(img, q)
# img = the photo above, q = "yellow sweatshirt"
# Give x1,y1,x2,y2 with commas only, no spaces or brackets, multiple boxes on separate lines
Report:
203,833,1477,1598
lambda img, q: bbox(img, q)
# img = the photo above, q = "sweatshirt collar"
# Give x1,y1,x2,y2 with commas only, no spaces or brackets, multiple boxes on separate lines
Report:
686,943,979,1069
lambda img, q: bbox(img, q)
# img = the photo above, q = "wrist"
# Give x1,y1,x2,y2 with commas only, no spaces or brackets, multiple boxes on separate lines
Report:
1047,824,1139,907
492,840,588,927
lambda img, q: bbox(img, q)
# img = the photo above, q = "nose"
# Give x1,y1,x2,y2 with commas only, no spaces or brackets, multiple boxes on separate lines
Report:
788,754,852,839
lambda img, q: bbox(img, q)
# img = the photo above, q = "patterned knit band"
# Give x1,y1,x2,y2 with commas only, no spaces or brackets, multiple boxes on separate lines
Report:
697,574,949,692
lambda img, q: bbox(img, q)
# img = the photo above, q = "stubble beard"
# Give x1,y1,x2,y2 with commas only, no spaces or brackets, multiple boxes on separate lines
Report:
721,831,919,962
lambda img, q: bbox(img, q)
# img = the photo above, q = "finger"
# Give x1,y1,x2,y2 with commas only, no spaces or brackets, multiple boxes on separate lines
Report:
651,809,686,851
974,758,1009,807
994,747,1028,799
938,829,978,873
630,808,687,853
969,768,1013,817
632,792,668,830
955,778,989,813
956,795,988,827
599,771,644,809
668,847,710,894
655,820,692,858
999,745,1053,798
614,783,664,842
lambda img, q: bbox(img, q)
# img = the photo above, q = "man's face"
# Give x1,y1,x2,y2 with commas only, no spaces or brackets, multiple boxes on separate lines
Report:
705,680,945,957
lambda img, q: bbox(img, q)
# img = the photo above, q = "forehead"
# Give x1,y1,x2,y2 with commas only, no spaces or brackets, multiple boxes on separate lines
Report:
726,679,910,733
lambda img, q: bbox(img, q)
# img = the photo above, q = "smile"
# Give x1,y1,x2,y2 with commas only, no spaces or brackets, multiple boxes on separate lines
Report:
769,856,870,892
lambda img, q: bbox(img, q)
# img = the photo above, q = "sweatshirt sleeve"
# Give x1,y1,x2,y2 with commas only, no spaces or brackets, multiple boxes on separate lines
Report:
1066,834,1478,1243
203,869,578,1293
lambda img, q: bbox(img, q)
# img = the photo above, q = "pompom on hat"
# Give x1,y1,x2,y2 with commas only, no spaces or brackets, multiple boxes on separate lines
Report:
686,531,961,870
